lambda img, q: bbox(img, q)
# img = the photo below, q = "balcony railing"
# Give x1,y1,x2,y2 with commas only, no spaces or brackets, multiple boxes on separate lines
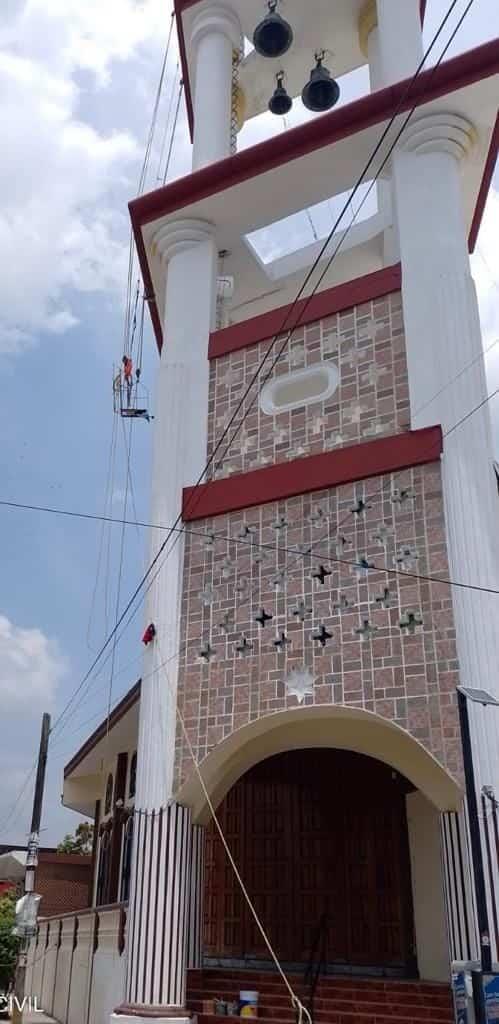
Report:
25,902,127,1024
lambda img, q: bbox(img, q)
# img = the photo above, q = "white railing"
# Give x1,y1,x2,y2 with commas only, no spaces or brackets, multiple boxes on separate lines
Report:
25,903,127,1024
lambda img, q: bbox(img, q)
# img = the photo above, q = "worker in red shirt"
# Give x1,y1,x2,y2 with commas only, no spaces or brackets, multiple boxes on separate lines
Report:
122,355,133,405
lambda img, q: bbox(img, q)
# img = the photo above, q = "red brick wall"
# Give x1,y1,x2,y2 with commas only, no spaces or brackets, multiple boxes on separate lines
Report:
36,855,91,917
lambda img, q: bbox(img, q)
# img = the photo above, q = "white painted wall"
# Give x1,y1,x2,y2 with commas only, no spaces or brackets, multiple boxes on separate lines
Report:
52,917,74,1023
41,924,59,1019
89,908,126,1024
407,791,449,982
30,907,125,1024
67,913,95,1024
32,921,51,1007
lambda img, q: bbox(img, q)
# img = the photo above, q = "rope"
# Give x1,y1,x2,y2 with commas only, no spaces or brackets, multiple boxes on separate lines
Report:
86,414,119,651
123,13,174,361
156,60,180,183
156,638,312,1024
162,79,184,186
230,43,243,156
102,419,119,641
103,418,135,757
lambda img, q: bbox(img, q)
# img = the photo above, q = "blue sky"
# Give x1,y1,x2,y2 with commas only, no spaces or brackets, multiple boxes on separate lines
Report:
0,0,497,845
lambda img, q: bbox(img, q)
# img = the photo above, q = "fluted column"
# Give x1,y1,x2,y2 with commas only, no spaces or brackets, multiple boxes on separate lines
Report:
186,825,205,970
358,0,401,264
112,219,217,1023
393,111,499,820
190,4,242,170
136,218,216,813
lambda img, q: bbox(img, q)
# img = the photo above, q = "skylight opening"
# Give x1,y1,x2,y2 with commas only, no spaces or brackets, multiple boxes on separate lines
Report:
245,181,378,266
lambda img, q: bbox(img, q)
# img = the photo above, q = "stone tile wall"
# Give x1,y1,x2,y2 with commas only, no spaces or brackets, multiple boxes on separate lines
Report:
175,459,462,789
207,291,410,479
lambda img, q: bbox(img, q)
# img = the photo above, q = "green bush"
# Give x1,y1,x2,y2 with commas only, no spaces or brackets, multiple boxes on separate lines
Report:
0,891,20,991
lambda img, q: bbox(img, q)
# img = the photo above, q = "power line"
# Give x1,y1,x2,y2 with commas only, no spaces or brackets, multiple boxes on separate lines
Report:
162,78,184,186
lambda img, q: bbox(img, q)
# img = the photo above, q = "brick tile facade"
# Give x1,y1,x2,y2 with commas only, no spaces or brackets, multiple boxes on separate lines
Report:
176,289,462,791
176,461,462,788
207,292,409,479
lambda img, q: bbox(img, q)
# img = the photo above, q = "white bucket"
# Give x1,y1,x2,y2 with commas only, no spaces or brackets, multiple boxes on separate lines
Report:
239,991,259,1018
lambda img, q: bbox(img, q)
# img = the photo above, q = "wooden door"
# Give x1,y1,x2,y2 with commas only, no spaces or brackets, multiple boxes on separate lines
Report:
204,749,416,971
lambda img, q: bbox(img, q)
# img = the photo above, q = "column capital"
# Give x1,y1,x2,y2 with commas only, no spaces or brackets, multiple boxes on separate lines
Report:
190,3,242,52
399,112,476,161
358,0,377,58
151,218,215,267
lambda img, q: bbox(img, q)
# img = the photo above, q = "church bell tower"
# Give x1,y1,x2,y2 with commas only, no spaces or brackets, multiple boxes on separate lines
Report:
113,3,499,1020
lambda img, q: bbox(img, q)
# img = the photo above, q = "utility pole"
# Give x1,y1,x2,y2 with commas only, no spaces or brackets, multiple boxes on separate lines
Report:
12,712,51,1024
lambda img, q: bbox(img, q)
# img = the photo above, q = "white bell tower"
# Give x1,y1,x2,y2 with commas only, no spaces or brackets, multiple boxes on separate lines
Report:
113,2,499,1019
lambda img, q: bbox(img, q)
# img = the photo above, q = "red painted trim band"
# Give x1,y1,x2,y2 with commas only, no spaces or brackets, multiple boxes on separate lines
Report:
182,426,443,521
208,264,402,359
469,111,499,253
174,0,194,141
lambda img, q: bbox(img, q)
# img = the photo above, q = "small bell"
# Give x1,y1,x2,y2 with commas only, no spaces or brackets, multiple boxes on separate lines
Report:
268,71,292,116
253,0,293,59
301,53,340,113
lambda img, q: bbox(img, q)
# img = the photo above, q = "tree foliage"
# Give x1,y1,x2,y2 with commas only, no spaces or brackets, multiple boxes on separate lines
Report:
0,890,19,991
57,821,94,855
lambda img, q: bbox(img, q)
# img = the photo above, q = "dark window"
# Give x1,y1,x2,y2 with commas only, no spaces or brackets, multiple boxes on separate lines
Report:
96,830,111,906
129,752,137,800
120,816,134,902
104,773,113,815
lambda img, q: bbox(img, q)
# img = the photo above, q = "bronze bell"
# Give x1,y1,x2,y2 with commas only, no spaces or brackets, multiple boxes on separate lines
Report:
302,53,340,112
253,0,293,59
268,71,292,116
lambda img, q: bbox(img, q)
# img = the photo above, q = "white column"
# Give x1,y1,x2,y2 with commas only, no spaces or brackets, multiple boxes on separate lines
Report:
393,113,499,789
112,219,217,1024
186,825,205,970
190,4,242,171
358,1,399,265
358,0,382,92
376,0,423,86
135,218,216,813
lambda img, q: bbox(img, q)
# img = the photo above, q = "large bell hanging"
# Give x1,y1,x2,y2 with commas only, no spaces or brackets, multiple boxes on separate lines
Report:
253,0,293,59
268,72,292,116
301,54,340,112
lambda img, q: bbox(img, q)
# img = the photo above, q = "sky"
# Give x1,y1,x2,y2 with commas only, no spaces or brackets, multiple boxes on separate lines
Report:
0,0,497,846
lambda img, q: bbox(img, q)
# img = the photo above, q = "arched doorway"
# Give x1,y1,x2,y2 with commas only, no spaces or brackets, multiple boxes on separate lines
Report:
204,749,417,974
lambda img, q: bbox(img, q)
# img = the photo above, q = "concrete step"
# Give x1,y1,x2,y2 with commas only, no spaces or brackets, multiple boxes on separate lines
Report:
187,969,454,1024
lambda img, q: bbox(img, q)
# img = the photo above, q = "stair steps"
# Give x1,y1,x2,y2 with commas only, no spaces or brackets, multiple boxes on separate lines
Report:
187,968,454,1024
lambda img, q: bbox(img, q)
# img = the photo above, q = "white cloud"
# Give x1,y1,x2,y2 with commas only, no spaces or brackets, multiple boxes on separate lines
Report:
0,614,67,713
0,0,168,355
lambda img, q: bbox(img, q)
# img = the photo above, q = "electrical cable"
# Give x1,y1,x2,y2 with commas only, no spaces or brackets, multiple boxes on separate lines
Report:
86,414,119,652
103,418,135,762
156,61,180,183
162,78,184,186
0,765,37,838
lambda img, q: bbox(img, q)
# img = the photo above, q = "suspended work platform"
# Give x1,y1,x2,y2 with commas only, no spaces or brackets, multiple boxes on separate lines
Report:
113,370,151,421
